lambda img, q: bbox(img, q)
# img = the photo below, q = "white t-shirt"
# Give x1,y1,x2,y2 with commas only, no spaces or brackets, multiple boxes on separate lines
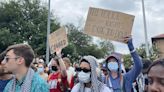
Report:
67,67,75,84
71,83,112,92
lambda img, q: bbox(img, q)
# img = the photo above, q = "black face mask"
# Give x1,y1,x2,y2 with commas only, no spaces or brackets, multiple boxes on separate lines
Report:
51,66,58,71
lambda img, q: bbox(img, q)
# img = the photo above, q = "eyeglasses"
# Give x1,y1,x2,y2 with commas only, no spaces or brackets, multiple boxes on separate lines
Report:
3,56,20,63
76,67,91,73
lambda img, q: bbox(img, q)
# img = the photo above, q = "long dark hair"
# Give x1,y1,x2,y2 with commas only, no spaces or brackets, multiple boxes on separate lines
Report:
53,56,60,66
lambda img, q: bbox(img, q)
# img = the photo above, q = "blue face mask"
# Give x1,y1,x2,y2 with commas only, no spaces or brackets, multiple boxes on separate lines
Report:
108,62,118,72
37,67,44,73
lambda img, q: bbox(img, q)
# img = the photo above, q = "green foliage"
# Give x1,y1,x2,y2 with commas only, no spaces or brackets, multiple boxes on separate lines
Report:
123,43,159,68
136,44,159,60
123,54,132,69
99,40,115,56
62,24,115,63
0,0,115,63
0,0,60,55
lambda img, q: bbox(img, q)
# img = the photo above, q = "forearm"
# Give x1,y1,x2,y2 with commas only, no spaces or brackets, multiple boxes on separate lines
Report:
125,42,143,81
128,41,143,74
58,58,67,77
130,51,143,75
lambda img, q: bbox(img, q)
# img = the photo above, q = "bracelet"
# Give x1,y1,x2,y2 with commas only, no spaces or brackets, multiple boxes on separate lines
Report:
130,49,136,53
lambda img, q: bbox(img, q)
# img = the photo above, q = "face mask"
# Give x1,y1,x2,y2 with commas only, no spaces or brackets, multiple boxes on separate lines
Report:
108,62,118,72
78,71,91,83
37,67,44,73
51,66,58,71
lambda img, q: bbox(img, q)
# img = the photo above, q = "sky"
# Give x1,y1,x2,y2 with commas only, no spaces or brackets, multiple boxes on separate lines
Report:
42,0,164,54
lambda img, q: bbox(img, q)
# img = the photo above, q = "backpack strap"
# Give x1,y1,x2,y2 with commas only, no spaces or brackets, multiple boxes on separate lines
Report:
104,74,125,91
121,74,127,92
106,75,113,89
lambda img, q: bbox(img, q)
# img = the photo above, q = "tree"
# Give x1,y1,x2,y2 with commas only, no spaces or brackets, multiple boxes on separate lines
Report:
123,43,159,68
0,0,115,62
0,28,14,52
63,24,92,62
123,54,133,69
99,40,115,56
136,44,159,60
0,0,60,56
62,24,115,63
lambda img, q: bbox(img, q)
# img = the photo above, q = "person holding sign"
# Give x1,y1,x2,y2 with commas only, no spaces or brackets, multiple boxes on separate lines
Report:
71,55,112,92
48,48,69,92
102,36,143,92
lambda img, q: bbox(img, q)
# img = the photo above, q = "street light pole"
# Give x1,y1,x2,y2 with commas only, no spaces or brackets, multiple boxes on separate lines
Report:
46,0,51,64
141,0,150,59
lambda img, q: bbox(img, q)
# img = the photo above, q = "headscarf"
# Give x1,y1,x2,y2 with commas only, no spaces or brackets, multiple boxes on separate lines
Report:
9,68,35,92
78,55,106,92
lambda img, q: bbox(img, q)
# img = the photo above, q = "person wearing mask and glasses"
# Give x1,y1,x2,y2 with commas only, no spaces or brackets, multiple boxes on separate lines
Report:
71,55,112,92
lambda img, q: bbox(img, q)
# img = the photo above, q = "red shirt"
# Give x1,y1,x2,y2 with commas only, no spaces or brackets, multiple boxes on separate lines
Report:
48,72,68,92
69,75,74,89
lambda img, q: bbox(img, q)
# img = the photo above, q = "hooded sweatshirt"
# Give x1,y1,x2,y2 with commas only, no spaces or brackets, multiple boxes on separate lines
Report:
103,39,143,92
71,56,112,92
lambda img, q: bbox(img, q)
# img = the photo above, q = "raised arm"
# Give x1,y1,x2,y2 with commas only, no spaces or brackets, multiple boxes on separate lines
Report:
56,48,67,77
123,36,143,83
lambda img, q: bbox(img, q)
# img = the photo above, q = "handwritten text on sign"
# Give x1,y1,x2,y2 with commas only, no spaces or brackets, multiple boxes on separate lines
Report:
49,27,68,54
84,7,135,43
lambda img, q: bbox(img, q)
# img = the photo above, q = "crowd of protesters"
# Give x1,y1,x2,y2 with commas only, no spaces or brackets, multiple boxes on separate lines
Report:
0,36,164,92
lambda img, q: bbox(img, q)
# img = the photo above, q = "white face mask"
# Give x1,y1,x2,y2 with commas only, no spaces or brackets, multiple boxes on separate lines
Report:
78,71,91,83
108,62,119,72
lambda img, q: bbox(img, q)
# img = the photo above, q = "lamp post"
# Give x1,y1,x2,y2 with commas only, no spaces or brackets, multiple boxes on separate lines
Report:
46,0,51,64
141,0,150,59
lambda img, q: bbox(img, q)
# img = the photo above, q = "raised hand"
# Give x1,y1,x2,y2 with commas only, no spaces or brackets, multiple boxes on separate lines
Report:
123,35,134,52
55,48,62,58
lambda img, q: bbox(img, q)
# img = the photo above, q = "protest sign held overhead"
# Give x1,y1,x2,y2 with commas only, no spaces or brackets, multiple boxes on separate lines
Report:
84,7,135,43
49,27,68,54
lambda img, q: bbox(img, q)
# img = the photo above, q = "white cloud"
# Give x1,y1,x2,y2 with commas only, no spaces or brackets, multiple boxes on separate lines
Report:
97,0,139,12
43,0,164,54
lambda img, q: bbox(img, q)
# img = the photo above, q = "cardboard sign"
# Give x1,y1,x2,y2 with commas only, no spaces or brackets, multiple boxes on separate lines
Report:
84,7,135,43
49,27,68,54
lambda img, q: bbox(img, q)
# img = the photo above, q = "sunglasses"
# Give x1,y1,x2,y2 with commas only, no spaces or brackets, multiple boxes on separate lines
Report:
76,67,91,73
